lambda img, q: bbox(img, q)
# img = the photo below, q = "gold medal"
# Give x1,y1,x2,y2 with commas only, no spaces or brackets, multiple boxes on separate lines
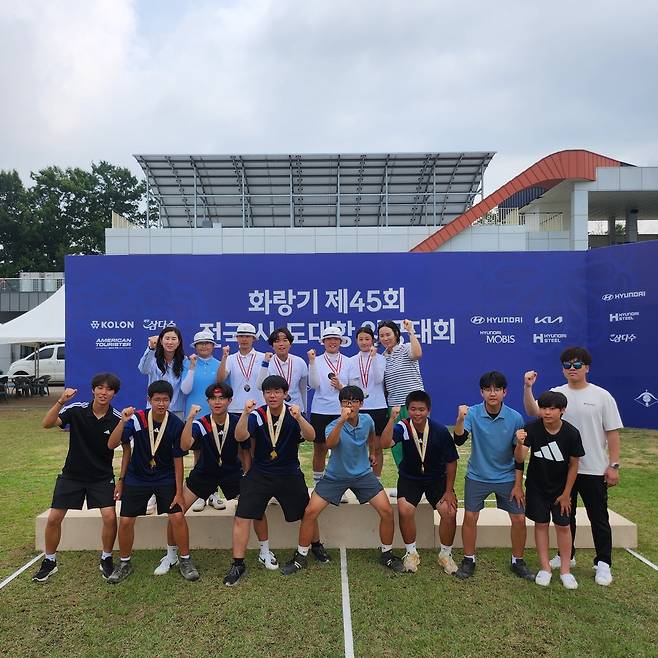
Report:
211,415,230,465
409,419,429,475
266,405,286,460
270,450,277,460
147,409,169,471
149,458,156,469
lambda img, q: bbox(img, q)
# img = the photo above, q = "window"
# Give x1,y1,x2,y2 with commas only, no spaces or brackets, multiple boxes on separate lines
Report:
57,346,65,360
38,347,54,360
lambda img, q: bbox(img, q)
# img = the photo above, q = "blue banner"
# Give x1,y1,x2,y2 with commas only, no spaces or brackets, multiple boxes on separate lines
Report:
65,242,658,428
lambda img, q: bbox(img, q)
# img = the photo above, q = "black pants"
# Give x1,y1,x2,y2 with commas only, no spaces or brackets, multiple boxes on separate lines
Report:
569,474,612,566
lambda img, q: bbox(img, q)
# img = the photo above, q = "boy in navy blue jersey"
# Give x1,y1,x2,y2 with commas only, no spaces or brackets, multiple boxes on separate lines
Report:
32,373,122,583
282,385,404,575
106,380,199,584
152,382,278,574
223,375,326,586
381,390,459,574
515,391,584,589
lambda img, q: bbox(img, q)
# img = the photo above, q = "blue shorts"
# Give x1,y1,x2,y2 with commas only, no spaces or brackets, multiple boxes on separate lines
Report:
314,471,383,506
464,477,524,515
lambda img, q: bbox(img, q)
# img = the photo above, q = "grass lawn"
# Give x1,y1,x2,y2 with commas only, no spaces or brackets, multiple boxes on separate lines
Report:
0,407,657,657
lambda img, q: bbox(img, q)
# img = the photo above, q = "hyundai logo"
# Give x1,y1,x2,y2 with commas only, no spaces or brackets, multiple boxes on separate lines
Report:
601,294,614,301
470,316,485,324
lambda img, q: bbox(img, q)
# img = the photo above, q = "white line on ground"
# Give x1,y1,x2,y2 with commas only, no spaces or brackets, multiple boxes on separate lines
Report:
625,548,658,572
340,547,355,658
0,553,44,590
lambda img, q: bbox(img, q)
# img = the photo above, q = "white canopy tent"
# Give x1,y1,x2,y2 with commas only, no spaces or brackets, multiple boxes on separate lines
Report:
0,285,65,378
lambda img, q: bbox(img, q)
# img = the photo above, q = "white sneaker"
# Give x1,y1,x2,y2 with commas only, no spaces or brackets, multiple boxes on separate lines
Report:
402,551,421,573
549,554,576,570
560,573,578,589
594,561,613,586
146,494,157,515
258,551,279,570
535,570,552,587
208,493,226,510
340,492,349,504
437,552,458,575
191,498,206,512
154,555,178,575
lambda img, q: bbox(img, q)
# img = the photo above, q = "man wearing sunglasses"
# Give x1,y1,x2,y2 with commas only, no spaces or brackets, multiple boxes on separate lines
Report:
523,346,623,586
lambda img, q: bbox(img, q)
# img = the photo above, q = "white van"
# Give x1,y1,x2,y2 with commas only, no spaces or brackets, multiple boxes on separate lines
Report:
7,343,65,384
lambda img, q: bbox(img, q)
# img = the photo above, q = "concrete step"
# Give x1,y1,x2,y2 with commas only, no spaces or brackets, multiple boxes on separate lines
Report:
35,489,637,551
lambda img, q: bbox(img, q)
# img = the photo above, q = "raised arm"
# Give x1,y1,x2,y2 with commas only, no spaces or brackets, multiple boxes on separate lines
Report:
307,349,320,388
256,352,272,388
403,319,422,360
181,405,201,451
217,345,230,383
138,336,158,374
299,375,309,413
108,407,134,449
523,370,540,417
325,408,350,448
42,387,77,428
453,405,469,445
289,404,315,442
180,356,196,395
380,406,401,449
235,400,256,442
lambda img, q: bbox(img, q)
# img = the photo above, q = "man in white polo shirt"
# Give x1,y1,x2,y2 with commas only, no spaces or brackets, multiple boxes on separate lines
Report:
217,323,265,414
523,346,623,586
308,326,347,487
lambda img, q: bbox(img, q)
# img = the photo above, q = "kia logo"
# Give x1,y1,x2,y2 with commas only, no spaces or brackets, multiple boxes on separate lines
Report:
470,316,485,324
602,294,614,301
534,316,563,324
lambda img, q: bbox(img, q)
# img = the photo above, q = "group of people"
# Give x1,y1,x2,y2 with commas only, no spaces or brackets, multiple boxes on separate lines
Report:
33,319,623,592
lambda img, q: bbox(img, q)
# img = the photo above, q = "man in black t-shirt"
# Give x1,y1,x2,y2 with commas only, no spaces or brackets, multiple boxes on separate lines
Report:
515,391,584,590
32,373,122,583
223,375,328,586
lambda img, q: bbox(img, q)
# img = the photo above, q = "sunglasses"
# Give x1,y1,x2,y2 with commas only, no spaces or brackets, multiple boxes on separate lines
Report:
562,361,584,370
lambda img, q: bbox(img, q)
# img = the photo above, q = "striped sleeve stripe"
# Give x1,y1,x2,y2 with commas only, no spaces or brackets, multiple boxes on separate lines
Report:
61,402,88,412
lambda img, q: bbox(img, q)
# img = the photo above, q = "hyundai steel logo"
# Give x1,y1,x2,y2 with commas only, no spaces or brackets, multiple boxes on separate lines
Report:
470,316,485,324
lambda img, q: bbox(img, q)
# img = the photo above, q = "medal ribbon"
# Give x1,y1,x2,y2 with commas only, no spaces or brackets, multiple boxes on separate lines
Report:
324,353,343,376
266,405,287,452
147,409,169,463
237,352,256,383
409,420,429,471
273,355,293,386
358,352,373,389
210,415,230,464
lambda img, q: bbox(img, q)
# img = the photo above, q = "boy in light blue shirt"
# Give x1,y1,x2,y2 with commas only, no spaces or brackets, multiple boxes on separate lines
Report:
453,371,534,582
282,386,404,574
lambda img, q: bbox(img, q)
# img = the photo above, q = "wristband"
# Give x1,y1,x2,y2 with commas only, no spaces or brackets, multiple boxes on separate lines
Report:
514,460,525,472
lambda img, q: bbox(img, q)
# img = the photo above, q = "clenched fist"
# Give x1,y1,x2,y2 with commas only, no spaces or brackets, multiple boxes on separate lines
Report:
307,349,316,362
457,405,469,421
59,388,77,404
402,319,415,334
264,352,273,362
289,404,301,420
188,354,198,368
243,399,257,413
524,371,537,387
516,429,527,445
222,345,231,358
390,406,401,422
148,336,158,349
188,404,202,420
121,407,135,421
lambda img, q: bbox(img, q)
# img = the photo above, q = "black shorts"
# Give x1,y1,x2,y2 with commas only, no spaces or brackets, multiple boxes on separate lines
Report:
236,470,309,522
361,409,388,436
51,474,115,510
186,470,241,501
310,413,339,444
525,488,570,526
119,483,182,517
397,475,447,508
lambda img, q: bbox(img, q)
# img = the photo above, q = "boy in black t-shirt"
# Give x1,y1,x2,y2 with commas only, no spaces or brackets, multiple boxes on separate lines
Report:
381,390,460,574
515,391,584,589
32,373,122,582
223,375,328,586
106,380,199,584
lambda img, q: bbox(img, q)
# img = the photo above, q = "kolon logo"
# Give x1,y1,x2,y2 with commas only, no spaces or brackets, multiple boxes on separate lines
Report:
534,316,563,324
90,320,135,330
90,321,100,329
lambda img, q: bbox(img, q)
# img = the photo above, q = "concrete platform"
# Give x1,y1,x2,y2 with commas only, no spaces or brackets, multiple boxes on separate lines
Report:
35,491,637,551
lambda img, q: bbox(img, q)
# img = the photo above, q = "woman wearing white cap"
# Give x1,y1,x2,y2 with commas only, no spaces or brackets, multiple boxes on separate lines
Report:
217,323,265,414
308,325,347,487
181,330,225,512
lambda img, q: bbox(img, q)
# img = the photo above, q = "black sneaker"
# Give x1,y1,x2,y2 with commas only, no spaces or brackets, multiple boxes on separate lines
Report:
380,550,405,573
311,543,331,564
223,562,246,587
281,551,308,576
510,558,535,581
454,557,476,580
179,557,200,582
99,556,114,579
107,560,133,584
32,559,58,582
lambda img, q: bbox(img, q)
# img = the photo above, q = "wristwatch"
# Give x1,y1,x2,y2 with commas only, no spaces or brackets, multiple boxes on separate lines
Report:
609,463,620,470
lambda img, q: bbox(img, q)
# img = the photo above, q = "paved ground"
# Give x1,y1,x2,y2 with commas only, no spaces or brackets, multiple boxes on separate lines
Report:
1,385,64,410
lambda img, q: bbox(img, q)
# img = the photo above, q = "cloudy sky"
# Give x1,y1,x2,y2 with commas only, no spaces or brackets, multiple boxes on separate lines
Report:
2,0,657,195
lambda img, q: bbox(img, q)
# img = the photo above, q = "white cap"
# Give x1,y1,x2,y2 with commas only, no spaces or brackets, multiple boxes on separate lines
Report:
320,326,344,341
190,330,218,348
236,322,257,336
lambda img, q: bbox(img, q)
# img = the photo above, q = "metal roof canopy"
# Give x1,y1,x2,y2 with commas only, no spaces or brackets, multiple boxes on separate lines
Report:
134,152,495,229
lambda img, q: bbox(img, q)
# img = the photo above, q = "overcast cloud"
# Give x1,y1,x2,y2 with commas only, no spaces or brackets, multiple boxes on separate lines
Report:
1,0,657,194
